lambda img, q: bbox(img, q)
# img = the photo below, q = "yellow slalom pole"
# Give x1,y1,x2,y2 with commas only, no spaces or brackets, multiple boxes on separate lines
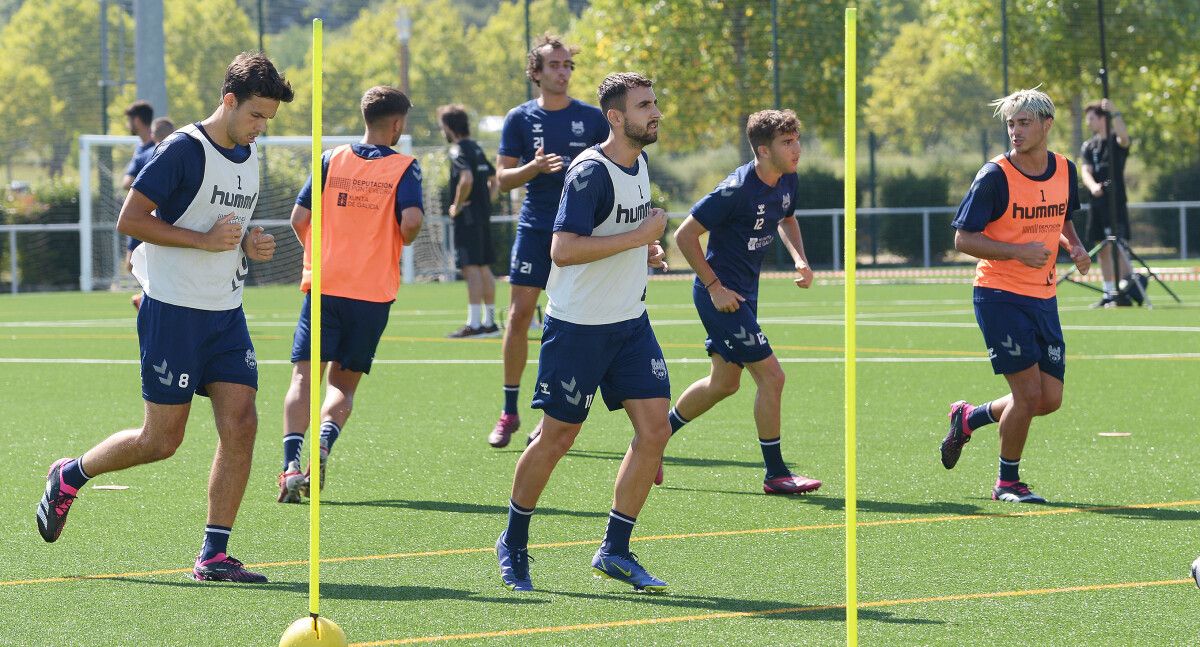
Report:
843,7,858,647
309,16,323,630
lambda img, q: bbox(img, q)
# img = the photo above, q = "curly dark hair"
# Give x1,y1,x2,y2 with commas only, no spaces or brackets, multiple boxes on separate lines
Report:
437,104,470,137
221,52,294,104
746,109,801,153
525,33,579,87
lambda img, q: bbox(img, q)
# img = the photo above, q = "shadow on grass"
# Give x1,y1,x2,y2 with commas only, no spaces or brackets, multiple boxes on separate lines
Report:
555,449,765,471
548,589,939,625
109,577,547,605
321,499,605,519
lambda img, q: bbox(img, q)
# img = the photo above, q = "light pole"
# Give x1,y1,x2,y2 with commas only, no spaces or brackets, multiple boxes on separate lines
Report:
395,7,412,97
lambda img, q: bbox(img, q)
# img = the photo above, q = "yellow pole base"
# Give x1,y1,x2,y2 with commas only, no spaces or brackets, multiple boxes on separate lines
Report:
280,616,347,647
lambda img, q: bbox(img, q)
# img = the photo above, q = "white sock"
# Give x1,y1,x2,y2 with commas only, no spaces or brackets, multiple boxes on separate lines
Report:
1102,280,1115,294
483,304,496,327
468,304,482,328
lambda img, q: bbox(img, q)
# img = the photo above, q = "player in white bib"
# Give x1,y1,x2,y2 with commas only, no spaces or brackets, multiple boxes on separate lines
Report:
36,53,293,584
496,73,673,593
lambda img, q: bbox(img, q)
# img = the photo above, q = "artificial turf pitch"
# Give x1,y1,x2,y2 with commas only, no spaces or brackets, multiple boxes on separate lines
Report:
1,274,1197,645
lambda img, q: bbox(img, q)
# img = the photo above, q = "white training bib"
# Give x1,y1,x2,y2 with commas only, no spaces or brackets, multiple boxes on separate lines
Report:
546,147,652,325
132,124,258,311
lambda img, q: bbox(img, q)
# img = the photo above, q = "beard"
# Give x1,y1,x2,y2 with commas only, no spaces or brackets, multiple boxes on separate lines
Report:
624,120,658,146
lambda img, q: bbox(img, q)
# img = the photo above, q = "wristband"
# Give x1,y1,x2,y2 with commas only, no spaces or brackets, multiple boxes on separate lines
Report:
704,277,719,290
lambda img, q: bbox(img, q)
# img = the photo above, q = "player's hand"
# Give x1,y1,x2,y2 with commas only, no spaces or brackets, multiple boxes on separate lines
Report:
638,208,668,244
202,213,243,252
533,146,564,175
794,261,814,289
243,226,275,261
647,240,668,272
1090,184,1104,197
448,203,458,218
709,283,745,313
1013,241,1052,269
1100,98,1115,114
1070,244,1090,275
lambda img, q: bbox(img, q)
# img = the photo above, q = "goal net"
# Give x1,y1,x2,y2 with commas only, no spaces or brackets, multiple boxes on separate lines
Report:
78,133,456,292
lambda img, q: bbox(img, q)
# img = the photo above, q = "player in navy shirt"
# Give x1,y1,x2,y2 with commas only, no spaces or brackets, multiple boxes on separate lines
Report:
667,109,822,495
36,53,293,584
121,100,155,190
488,34,609,449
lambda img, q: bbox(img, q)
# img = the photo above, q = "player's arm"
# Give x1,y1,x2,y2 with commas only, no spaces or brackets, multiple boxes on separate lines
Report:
1080,159,1104,197
117,189,241,252
552,211,665,266
1103,99,1131,148
674,215,744,312
487,172,500,202
954,230,1050,269
122,174,135,190
449,167,473,218
396,163,424,244
497,151,561,192
1059,220,1089,275
291,204,311,243
400,206,423,244
777,217,814,289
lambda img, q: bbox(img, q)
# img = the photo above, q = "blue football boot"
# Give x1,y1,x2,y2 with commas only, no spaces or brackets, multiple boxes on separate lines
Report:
496,532,533,591
591,549,668,593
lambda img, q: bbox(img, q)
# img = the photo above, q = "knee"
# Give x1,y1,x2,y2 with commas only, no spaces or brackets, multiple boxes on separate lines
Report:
540,429,576,457
141,430,184,462
711,377,740,400
1038,392,1062,416
1011,389,1042,414
636,423,671,450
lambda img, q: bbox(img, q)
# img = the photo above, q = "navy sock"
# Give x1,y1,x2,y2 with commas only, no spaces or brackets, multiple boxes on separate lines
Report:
503,385,519,416
505,499,533,549
668,407,689,435
200,525,232,561
999,456,1021,483
319,421,341,453
61,458,91,490
760,437,789,479
601,509,637,556
282,434,304,471
967,401,997,432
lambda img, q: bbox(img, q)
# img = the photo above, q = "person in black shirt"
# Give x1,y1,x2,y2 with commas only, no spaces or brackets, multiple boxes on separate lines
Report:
439,104,499,337
1080,99,1132,305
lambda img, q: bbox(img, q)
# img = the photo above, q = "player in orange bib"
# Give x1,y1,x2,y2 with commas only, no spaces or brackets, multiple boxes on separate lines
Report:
276,87,424,503
940,88,1090,504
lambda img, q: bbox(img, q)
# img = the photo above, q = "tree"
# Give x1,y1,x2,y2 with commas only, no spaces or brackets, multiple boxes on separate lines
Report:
0,0,132,176
568,0,871,155
273,0,473,142
928,0,1200,170
864,21,993,154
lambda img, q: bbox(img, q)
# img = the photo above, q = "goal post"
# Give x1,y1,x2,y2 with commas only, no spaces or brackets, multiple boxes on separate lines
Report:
77,132,455,292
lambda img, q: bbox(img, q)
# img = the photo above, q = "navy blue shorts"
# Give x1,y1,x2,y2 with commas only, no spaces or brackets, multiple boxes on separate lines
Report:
531,313,671,424
137,294,257,405
694,283,774,366
290,292,392,374
974,291,1066,382
508,227,553,288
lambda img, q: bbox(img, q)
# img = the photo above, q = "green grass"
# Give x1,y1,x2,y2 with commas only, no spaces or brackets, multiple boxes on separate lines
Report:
0,275,1198,645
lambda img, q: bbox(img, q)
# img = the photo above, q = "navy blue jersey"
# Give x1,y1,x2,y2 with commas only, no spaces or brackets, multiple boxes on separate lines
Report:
690,161,799,301
125,140,156,180
952,152,1079,233
131,123,251,224
296,144,423,225
499,99,608,231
